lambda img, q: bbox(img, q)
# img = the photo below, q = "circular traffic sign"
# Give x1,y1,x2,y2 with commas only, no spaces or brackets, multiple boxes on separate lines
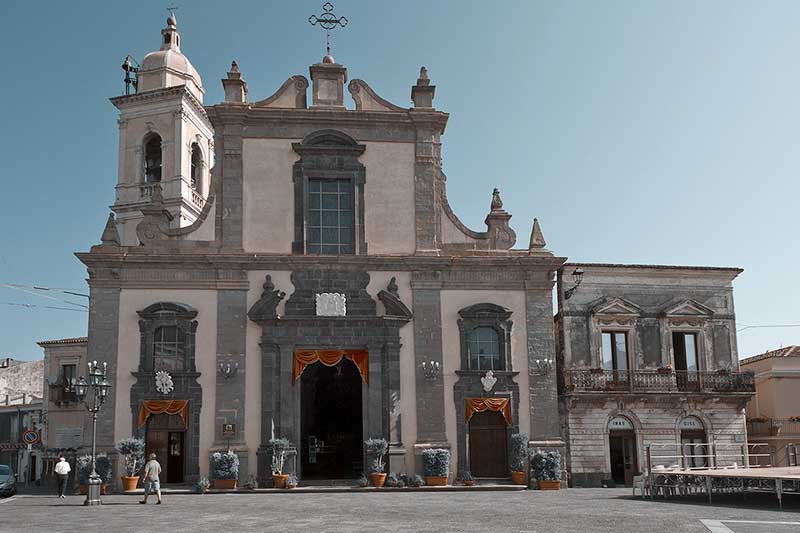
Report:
22,430,40,445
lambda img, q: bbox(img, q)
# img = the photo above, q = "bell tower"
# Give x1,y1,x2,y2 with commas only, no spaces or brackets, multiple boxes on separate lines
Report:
109,14,214,246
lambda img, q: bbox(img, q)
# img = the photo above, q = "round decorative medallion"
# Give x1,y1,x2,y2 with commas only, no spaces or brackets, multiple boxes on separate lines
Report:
155,370,174,395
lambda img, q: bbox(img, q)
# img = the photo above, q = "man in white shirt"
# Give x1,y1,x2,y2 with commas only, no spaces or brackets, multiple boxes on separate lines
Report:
54,457,71,499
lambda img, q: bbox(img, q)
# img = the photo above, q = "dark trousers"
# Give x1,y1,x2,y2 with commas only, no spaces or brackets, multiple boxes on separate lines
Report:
57,474,68,497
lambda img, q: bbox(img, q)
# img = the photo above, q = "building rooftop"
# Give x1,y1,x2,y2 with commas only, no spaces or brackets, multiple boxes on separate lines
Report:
740,345,800,365
36,336,88,346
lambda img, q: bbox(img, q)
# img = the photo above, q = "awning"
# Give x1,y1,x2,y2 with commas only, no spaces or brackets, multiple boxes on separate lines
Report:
292,350,369,384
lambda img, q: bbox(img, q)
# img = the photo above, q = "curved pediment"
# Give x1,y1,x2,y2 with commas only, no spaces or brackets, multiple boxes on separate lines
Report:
458,303,512,321
348,79,405,112
253,75,309,109
661,299,715,317
590,297,642,316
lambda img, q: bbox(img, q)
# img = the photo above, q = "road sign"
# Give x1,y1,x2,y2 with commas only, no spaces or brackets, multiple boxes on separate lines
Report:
22,430,40,446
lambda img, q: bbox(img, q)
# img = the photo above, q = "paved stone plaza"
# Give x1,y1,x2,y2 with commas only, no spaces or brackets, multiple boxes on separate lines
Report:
1,488,798,532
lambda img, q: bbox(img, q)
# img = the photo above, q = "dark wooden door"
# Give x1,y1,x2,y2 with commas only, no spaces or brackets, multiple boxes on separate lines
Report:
469,411,508,477
167,431,185,483
146,430,168,481
609,432,638,485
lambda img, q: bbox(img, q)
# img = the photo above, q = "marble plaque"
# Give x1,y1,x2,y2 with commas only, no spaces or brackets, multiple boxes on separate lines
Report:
315,293,346,316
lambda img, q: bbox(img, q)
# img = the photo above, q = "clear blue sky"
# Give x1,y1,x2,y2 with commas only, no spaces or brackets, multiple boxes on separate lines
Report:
1,1,798,361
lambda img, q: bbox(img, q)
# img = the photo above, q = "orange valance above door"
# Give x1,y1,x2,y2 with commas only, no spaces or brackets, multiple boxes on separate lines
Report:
292,350,369,384
137,400,189,428
466,398,512,426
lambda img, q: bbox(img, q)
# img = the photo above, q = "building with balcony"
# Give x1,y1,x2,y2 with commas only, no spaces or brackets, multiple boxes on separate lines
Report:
0,359,44,486
741,345,800,466
555,264,755,487
38,337,89,487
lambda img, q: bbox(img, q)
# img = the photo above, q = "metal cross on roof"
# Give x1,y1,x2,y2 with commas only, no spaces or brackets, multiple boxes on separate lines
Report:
308,2,348,58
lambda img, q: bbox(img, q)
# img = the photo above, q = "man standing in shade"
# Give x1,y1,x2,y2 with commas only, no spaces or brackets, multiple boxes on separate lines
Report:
54,456,70,499
140,453,162,505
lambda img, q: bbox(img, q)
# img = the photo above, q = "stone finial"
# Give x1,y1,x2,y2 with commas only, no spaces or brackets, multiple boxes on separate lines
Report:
100,213,120,246
529,218,547,250
222,60,248,103
411,66,435,108
491,188,503,211
248,274,287,321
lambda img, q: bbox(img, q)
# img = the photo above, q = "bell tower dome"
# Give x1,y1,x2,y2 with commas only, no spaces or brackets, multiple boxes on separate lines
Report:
109,14,213,246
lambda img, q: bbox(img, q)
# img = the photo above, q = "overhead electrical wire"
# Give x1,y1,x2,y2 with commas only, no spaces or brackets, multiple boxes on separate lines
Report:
0,283,88,309
737,323,800,333
0,301,88,313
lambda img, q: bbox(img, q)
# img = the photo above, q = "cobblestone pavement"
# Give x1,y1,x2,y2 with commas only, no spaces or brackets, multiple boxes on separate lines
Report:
1,488,798,532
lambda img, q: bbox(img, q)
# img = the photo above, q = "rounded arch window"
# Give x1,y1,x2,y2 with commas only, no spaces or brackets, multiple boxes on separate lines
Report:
680,416,708,468
144,134,162,183
190,143,202,191
468,326,502,370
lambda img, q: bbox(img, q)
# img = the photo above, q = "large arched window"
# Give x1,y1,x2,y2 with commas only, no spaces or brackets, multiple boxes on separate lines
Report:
457,303,513,371
679,416,707,468
144,135,162,183
190,143,202,191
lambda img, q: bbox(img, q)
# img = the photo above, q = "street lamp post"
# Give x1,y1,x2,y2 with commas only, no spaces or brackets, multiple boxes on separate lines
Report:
74,360,111,506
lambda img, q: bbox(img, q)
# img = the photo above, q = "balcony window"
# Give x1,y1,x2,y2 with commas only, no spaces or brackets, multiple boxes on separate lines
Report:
673,332,698,372
601,332,628,372
61,364,76,389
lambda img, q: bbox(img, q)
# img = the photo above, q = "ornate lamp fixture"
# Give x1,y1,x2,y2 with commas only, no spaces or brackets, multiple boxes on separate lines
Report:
420,360,441,381
563,267,584,300
218,360,239,380
532,357,554,377
74,360,112,506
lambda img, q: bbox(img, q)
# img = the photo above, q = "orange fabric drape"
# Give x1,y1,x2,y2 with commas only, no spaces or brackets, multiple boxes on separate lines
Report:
292,350,369,384
137,400,189,428
465,398,512,426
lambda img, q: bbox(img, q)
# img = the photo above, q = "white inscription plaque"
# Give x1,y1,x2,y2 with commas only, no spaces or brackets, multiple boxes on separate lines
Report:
316,293,347,316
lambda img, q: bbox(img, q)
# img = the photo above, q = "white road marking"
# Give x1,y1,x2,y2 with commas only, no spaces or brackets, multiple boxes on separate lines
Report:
701,519,800,532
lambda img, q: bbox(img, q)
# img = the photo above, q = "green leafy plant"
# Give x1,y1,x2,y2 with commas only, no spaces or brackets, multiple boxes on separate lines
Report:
357,474,369,487
210,451,239,480
241,475,259,490
510,433,528,472
115,437,145,477
421,448,450,477
530,450,561,481
269,438,292,475
458,470,474,483
194,476,210,493
77,454,113,485
365,438,388,474
286,474,298,488
385,472,399,487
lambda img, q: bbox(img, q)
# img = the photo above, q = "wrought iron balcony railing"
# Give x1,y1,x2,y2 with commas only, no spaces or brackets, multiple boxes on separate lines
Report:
563,369,755,394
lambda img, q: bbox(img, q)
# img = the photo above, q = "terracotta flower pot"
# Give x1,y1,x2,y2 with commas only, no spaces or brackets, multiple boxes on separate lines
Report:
538,480,561,490
463,480,475,486
121,476,139,492
370,473,387,488
79,485,87,495
425,476,447,486
272,474,289,488
213,478,237,489
287,483,297,489
101,485,108,495
511,471,527,486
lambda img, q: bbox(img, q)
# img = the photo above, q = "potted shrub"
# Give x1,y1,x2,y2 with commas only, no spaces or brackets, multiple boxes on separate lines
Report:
510,433,528,485
269,437,291,488
240,475,259,490
77,454,113,494
210,450,239,489
459,470,474,487
422,448,450,486
194,476,210,494
365,438,388,488
385,472,399,488
531,450,562,490
115,437,145,492
286,474,298,489
357,474,369,488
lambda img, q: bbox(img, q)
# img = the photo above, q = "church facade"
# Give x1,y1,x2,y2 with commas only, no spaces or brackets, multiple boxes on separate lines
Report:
77,16,753,487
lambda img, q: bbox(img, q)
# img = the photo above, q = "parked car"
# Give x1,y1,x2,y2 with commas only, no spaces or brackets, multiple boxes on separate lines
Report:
0,465,16,497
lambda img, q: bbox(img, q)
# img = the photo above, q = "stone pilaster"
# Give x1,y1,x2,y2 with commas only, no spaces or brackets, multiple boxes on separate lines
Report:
86,287,121,454
525,283,560,440
219,125,244,251
412,127,442,253
412,281,447,444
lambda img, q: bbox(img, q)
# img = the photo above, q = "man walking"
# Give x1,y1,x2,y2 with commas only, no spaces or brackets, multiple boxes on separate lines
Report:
54,456,70,499
140,453,162,505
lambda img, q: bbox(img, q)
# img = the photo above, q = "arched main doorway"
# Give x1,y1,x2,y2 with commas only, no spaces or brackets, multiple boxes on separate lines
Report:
608,415,638,486
300,358,364,479
679,416,708,468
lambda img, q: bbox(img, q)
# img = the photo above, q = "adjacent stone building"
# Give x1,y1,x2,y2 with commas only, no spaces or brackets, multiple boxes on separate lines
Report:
555,264,754,486
72,15,754,487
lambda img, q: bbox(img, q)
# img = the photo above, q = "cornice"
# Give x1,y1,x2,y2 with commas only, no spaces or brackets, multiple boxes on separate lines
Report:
110,86,211,131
